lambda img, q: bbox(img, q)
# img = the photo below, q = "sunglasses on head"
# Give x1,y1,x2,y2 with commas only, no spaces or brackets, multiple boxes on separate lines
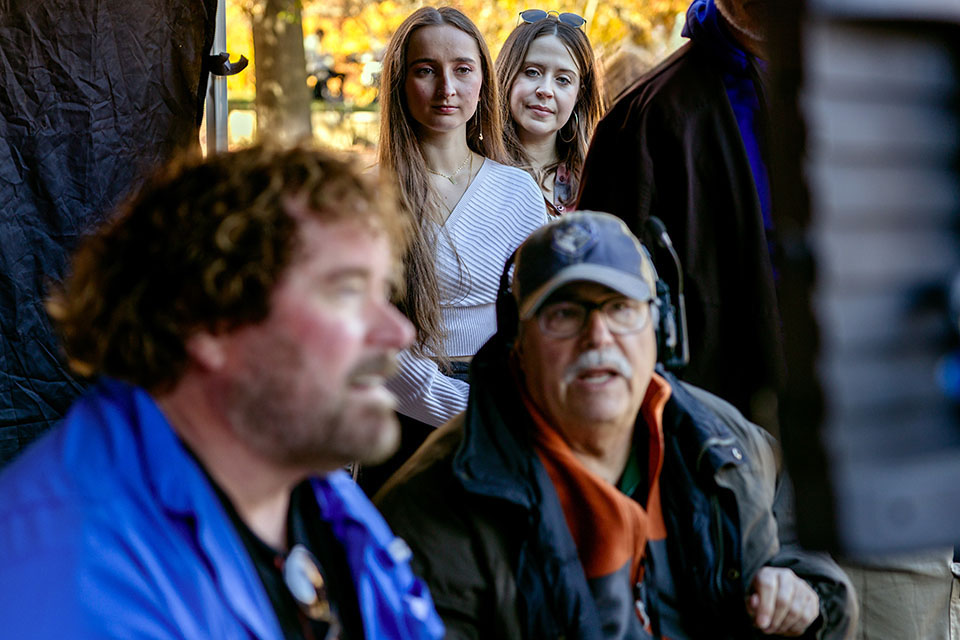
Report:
518,9,587,29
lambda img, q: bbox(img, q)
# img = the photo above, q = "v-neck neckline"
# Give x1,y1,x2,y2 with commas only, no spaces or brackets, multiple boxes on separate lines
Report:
442,156,487,228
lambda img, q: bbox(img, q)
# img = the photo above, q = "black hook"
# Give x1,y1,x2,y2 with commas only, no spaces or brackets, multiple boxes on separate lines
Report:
206,52,249,77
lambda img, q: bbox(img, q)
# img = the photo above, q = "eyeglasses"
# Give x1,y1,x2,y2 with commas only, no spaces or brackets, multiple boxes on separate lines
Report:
537,297,651,338
518,9,587,29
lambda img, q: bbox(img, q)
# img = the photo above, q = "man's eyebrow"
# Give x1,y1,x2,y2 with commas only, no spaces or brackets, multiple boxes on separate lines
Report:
316,266,404,297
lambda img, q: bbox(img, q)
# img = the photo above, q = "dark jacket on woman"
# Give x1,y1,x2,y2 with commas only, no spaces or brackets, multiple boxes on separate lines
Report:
375,338,855,639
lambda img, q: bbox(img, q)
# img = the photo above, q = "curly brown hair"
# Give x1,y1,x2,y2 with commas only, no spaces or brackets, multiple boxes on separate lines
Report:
47,145,408,392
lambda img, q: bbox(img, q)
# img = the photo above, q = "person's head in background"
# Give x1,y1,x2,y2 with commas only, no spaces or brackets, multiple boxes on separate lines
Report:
600,41,659,107
496,11,604,214
714,0,769,58
378,6,505,362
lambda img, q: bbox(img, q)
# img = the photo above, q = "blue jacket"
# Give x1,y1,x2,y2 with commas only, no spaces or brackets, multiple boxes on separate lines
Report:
0,378,445,640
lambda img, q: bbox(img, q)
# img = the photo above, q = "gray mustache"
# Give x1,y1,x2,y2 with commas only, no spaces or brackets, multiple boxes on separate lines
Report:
563,348,633,383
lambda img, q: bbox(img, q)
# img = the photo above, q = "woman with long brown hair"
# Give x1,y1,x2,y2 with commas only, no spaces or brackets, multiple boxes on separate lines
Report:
496,11,604,214
378,7,548,431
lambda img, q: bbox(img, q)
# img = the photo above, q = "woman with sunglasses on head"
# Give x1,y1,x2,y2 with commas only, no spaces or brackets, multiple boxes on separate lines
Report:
368,6,548,488
496,10,605,215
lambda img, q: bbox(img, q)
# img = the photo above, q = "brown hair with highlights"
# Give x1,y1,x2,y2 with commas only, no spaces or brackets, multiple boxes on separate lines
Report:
48,145,408,392
378,6,506,360
496,19,604,202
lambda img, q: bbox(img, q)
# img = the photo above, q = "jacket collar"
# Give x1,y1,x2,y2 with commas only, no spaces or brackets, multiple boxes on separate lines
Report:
659,370,748,474
100,378,282,640
451,339,542,508
453,339,606,638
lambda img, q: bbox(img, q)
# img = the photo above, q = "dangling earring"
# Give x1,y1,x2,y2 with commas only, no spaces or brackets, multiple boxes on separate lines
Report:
476,102,484,142
559,111,579,143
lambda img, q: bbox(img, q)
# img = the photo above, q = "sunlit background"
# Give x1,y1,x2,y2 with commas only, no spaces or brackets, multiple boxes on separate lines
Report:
208,0,689,151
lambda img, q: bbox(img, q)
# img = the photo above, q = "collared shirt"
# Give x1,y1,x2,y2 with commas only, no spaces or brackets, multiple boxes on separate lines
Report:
213,479,363,640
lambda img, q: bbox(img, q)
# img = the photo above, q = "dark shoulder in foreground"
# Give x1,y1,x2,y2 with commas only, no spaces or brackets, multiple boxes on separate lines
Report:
374,415,465,507
375,416,524,640
374,416,476,582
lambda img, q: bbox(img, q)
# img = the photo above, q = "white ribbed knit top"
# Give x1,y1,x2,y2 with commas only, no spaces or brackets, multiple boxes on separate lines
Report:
387,158,548,427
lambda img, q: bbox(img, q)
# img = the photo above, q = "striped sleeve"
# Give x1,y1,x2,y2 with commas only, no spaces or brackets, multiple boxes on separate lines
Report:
386,349,469,427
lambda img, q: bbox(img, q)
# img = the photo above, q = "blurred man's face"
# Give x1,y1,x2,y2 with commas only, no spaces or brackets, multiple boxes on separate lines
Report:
715,0,769,48
516,281,657,436
216,210,415,472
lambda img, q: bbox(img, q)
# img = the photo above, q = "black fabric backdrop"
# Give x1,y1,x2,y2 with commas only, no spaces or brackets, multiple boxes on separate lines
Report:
0,0,217,464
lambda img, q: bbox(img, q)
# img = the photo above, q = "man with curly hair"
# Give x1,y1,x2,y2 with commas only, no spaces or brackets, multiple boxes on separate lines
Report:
0,146,444,640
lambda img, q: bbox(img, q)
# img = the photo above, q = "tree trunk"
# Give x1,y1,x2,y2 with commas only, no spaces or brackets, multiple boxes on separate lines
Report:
251,0,312,144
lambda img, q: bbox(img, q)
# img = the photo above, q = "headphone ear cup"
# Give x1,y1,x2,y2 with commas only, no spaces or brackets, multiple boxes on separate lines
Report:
643,243,685,369
496,251,520,348
654,279,679,365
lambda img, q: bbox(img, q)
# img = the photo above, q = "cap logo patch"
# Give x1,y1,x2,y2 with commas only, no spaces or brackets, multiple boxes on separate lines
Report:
551,220,596,258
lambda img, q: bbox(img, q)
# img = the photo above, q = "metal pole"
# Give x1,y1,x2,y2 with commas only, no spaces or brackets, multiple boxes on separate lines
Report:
205,0,229,154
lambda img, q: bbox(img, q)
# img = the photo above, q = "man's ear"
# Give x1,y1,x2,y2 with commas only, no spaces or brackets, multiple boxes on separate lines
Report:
184,332,228,372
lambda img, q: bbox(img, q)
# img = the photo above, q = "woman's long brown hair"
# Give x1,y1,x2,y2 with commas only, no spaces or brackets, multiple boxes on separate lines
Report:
496,20,604,202
379,6,506,360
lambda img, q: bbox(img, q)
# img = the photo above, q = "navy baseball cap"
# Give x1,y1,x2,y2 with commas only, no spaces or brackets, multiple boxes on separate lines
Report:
512,211,658,320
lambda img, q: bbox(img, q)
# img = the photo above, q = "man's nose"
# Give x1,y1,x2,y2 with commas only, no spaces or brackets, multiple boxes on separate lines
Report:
371,300,416,350
580,308,615,348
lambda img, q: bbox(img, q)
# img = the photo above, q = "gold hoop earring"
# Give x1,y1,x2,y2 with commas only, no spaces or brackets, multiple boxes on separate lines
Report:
559,111,579,143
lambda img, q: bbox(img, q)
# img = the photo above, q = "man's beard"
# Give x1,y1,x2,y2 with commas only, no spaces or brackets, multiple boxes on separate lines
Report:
224,339,401,472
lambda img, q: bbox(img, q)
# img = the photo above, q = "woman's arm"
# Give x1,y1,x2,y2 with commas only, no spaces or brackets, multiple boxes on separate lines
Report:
387,349,470,427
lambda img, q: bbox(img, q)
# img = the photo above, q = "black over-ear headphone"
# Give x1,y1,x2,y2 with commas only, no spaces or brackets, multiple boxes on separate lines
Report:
495,249,520,350
640,244,684,370
645,216,689,371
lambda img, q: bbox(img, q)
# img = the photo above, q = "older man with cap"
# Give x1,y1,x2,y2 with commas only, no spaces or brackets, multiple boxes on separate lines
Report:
375,211,855,639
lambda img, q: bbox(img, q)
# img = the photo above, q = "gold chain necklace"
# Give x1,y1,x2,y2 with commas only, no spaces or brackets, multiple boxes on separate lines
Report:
427,152,471,184
438,153,474,220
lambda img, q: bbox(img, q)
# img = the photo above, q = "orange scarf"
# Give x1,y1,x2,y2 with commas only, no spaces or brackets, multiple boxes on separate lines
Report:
526,374,672,588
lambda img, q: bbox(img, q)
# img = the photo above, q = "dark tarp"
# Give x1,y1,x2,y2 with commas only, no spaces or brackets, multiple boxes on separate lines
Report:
0,0,217,465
